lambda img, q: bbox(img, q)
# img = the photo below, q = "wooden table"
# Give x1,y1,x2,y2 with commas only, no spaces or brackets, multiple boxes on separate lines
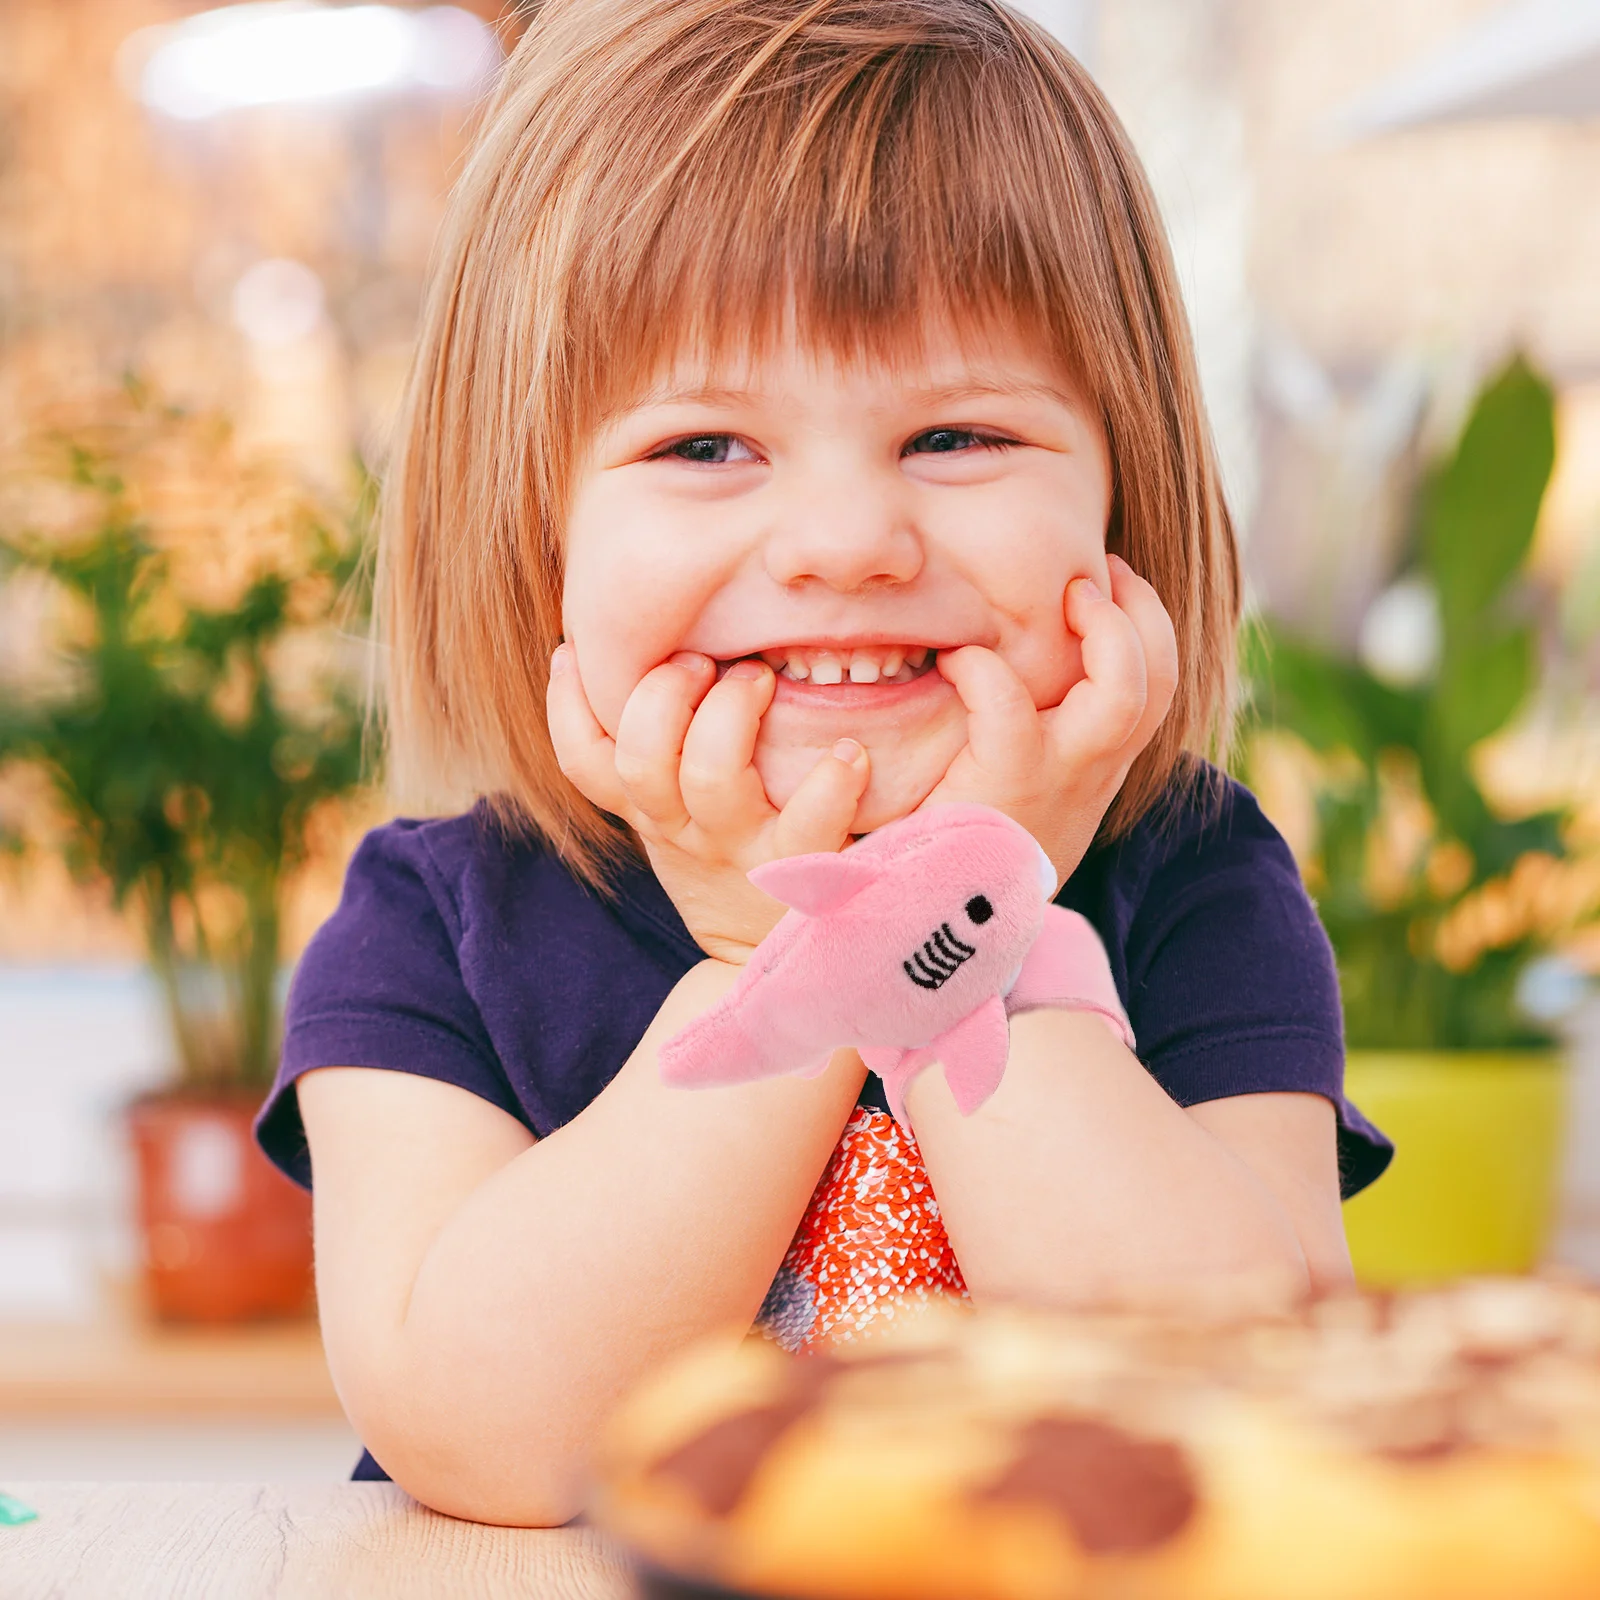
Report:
0,1482,637,1599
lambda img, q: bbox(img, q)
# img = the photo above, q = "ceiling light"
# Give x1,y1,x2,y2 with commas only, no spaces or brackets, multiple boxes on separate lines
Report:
121,3,501,120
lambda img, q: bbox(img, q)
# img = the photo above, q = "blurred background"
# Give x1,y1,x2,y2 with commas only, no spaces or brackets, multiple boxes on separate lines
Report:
0,0,1596,1481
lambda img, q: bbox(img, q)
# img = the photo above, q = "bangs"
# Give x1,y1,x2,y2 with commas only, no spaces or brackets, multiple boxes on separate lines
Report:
548,2,1123,429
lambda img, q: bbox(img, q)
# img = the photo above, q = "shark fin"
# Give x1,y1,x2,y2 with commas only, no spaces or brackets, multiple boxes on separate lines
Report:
931,994,1011,1116
748,851,879,917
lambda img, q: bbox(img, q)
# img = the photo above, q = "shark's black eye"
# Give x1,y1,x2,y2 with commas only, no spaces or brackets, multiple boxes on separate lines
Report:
964,894,994,925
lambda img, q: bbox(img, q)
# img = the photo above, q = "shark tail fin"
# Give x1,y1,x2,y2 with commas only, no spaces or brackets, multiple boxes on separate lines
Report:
659,997,807,1089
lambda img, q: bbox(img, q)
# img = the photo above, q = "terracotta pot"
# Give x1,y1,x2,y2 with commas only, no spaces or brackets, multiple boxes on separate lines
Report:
126,1091,314,1323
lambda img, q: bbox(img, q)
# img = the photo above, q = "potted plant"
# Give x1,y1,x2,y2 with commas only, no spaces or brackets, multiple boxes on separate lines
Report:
1244,355,1599,1285
0,380,369,1321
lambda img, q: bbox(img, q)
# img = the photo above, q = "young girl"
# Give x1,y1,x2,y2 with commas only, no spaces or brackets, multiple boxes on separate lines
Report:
255,0,1390,1526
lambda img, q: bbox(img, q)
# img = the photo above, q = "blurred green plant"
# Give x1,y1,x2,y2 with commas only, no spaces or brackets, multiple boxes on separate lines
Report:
1244,355,1599,1049
0,385,372,1092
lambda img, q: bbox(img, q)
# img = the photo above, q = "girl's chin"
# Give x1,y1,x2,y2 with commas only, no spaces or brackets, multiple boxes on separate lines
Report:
752,728,968,836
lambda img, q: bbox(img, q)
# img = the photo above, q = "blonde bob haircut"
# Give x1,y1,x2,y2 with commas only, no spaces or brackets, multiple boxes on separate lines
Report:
383,0,1241,890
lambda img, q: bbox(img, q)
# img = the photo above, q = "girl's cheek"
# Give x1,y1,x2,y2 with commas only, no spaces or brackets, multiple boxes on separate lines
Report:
1020,619,1087,708
561,587,647,737
564,577,708,738
572,653,633,737
571,619,675,737
993,564,1100,712
949,493,1108,707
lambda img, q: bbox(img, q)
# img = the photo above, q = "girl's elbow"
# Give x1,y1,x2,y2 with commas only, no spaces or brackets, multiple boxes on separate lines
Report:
346,1374,593,1527
368,1421,590,1528
401,1469,585,1529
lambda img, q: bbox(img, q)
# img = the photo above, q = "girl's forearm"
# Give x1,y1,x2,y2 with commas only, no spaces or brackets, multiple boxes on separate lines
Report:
374,961,863,1524
904,1008,1310,1313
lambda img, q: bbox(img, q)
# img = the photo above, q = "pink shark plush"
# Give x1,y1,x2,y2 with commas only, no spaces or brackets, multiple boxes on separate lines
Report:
658,804,1135,1124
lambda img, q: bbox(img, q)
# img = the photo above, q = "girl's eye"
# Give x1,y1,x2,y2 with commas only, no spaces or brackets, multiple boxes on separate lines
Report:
904,428,1014,456
656,434,758,465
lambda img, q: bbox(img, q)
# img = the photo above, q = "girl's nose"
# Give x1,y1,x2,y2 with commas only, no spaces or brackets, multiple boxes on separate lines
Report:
762,478,925,593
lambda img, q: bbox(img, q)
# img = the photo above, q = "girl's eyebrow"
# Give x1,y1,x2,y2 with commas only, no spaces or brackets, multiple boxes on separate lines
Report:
606,383,757,421
903,379,1079,411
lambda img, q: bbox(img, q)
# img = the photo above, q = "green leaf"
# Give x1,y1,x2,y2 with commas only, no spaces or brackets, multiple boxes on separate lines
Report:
1243,620,1422,761
1429,624,1533,777
1422,354,1554,633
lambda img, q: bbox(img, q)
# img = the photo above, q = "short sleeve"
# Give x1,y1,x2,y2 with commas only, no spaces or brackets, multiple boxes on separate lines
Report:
254,823,528,1188
1125,796,1393,1200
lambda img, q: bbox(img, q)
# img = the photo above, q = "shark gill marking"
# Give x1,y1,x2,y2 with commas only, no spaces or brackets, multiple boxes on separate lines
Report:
903,921,979,990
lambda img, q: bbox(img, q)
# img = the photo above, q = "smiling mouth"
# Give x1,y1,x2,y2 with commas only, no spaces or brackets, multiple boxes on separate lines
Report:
715,643,941,686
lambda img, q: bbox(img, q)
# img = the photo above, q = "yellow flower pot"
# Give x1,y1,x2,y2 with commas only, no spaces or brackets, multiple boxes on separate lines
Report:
1342,1050,1567,1287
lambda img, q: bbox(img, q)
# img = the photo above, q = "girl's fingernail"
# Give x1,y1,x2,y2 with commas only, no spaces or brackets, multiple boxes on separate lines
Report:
549,645,570,676
727,659,768,681
832,738,863,763
1075,577,1104,601
669,651,712,671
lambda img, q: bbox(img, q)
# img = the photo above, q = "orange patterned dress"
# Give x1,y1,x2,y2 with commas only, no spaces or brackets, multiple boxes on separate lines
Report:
755,1105,969,1354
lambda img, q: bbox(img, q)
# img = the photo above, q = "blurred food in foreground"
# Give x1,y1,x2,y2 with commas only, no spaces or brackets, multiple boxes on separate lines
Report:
597,1278,1600,1600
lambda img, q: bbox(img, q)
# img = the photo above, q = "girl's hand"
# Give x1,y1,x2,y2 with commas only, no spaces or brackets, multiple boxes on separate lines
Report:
918,554,1179,891
547,649,870,964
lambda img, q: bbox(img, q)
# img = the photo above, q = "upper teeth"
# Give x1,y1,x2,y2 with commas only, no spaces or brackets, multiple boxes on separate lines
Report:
757,646,932,684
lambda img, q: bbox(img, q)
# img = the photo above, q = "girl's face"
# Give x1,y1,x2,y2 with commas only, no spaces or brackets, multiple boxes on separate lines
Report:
562,321,1114,831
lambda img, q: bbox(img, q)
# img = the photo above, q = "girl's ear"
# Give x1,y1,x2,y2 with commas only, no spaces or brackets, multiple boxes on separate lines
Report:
749,853,879,917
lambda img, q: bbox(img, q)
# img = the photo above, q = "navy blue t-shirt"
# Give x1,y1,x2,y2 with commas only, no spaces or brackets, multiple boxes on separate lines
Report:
256,767,1391,1482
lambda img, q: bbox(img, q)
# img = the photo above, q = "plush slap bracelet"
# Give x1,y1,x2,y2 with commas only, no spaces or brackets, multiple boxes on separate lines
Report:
658,803,1134,1125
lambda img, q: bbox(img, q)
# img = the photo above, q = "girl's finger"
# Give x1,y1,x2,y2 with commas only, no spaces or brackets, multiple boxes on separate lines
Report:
769,737,871,858
612,653,716,830
1046,577,1149,762
934,645,1046,783
678,659,779,837
545,645,629,814
1107,554,1180,745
